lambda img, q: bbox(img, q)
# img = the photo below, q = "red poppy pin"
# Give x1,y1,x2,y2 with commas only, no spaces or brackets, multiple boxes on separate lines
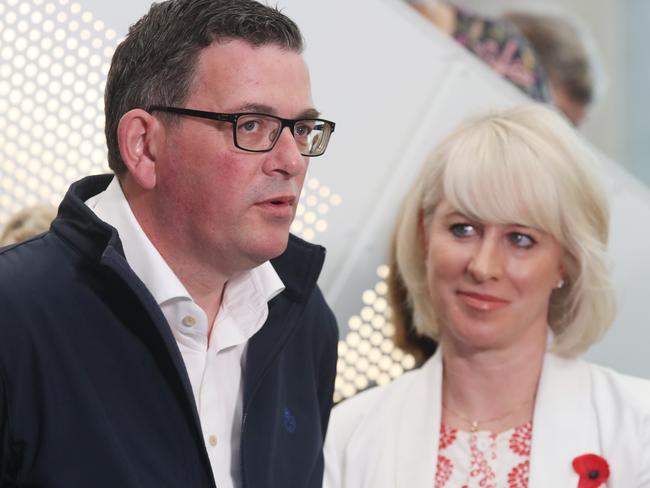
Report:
573,454,610,488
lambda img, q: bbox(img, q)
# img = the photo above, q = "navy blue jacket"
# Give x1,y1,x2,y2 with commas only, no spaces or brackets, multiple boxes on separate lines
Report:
0,175,338,488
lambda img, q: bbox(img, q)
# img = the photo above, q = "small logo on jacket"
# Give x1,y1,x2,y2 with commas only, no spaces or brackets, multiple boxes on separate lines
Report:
282,407,297,433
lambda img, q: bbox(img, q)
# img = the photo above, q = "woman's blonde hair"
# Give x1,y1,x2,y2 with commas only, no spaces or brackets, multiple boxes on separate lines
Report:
391,103,615,357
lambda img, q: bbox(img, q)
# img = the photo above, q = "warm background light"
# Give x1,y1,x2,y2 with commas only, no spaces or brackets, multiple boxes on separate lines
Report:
334,265,416,403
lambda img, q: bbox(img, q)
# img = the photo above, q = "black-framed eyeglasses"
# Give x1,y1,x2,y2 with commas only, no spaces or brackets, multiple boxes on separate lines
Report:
148,106,335,157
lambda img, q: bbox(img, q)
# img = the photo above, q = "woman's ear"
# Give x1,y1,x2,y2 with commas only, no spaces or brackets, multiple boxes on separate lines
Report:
553,256,567,290
557,254,568,288
117,109,162,190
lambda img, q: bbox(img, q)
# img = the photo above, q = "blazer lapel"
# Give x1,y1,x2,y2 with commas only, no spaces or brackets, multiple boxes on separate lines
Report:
395,351,444,488
529,354,601,488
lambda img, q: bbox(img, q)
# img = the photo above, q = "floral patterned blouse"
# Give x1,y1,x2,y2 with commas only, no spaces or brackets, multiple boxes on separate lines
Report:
434,421,532,488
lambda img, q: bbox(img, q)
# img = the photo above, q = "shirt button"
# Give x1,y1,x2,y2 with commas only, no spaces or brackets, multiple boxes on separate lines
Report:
182,315,196,327
208,435,217,447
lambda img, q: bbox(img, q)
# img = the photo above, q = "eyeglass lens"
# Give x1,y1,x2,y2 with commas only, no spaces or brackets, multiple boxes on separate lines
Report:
235,114,331,156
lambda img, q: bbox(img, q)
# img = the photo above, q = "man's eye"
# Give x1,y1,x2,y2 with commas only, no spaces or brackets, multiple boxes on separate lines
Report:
449,223,476,238
509,232,536,249
294,123,313,137
240,120,260,132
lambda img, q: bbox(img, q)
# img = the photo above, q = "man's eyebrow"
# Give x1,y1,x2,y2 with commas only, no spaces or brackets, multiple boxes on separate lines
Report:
237,103,274,113
298,108,321,119
236,103,321,119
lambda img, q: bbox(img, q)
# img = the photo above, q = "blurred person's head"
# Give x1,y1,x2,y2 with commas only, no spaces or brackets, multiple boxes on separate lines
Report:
0,204,57,246
391,104,614,358
503,11,604,126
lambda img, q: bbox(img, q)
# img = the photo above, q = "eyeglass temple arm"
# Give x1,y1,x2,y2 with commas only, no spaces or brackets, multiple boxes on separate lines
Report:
147,106,236,123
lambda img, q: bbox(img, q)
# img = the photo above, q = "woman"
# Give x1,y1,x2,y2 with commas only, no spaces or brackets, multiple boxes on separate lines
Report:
324,104,650,487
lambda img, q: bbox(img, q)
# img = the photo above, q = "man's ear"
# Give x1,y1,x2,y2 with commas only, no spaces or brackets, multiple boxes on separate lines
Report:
117,109,162,190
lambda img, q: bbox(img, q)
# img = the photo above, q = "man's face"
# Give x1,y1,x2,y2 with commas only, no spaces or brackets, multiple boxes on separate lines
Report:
152,40,313,276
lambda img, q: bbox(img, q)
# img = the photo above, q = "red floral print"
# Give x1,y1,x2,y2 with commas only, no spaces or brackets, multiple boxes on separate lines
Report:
507,461,529,488
434,456,453,487
439,424,458,450
434,422,533,487
573,454,610,488
509,421,532,457
469,434,496,488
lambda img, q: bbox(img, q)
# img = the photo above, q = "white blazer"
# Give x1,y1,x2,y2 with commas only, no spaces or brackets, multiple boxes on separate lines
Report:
324,349,650,488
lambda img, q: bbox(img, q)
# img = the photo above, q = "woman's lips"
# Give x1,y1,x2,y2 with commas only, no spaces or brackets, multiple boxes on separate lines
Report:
457,291,510,311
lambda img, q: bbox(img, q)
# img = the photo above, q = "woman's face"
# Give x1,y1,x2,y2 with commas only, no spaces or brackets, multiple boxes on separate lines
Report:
424,199,564,353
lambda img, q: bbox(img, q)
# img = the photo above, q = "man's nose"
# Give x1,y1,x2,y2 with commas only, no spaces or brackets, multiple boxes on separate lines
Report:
265,127,307,177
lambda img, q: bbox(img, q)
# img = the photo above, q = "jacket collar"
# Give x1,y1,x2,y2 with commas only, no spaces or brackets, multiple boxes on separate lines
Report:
242,234,327,410
395,350,443,487
51,174,122,260
270,233,326,303
529,354,599,487
392,350,600,488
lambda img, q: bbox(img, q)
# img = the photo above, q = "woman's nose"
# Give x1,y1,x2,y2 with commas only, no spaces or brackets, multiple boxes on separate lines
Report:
467,234,504,282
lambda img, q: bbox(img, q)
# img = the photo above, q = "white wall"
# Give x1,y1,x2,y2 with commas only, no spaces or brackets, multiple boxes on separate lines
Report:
625,0,650,183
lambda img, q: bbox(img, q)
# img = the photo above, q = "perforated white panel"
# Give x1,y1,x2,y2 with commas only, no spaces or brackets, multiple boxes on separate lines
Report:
0,0,118,224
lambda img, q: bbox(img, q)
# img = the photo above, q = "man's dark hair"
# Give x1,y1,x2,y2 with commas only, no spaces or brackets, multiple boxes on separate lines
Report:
104,0,304,175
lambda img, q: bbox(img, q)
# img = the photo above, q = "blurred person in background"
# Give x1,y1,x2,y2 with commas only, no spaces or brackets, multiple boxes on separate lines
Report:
404,0,602,127
0,204,56,246
503,10,603,126
404,0,551,102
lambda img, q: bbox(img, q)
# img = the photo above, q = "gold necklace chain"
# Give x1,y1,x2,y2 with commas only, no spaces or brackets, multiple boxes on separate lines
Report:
442,398,534,433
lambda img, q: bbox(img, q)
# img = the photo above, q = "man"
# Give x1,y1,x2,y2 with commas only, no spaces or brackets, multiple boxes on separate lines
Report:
0,1,338,487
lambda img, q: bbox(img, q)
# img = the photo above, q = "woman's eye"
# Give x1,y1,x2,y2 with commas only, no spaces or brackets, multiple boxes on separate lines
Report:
509,232,536,249
449,223,476,238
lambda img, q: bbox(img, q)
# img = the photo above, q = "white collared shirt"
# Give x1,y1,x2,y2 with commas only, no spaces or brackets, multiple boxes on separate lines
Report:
86,177,284,488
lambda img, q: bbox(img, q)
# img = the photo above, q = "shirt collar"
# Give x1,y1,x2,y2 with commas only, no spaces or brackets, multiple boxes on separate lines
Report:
86,176,190,305
216,262,285,349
